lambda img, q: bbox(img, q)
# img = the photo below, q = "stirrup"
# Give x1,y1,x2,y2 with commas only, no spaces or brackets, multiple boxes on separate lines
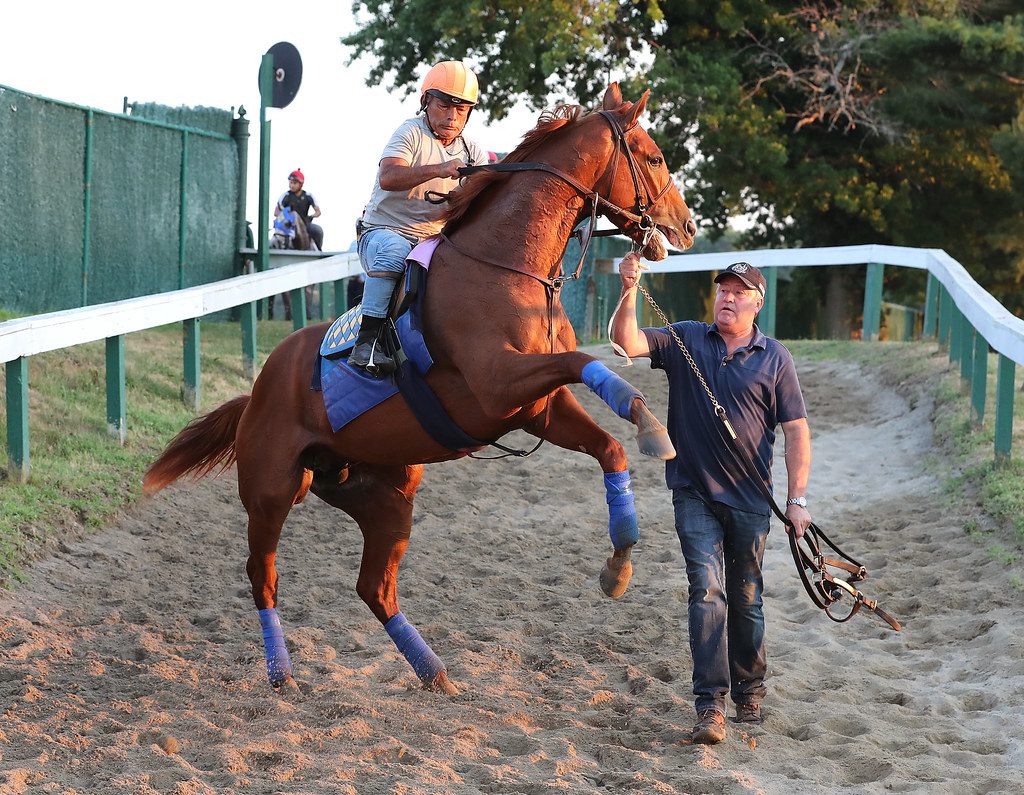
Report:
349,340,395,377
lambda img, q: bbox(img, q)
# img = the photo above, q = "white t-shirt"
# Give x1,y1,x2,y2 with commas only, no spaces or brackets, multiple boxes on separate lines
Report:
361,116,486,241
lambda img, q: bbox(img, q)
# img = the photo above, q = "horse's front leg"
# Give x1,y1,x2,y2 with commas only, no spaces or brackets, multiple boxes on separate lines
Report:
458,349,675,460
524,386,639,599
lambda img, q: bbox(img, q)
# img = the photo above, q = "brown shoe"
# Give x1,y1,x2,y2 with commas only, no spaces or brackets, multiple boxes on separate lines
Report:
692,709,726,744
734,703,762,724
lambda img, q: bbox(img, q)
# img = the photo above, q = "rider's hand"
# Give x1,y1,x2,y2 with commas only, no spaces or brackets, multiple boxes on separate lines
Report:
785,504,812,539
437,158,466,180
618,252,648,290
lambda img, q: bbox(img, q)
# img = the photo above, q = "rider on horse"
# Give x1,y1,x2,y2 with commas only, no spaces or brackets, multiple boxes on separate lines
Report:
350,60,488,374
275,169,324,250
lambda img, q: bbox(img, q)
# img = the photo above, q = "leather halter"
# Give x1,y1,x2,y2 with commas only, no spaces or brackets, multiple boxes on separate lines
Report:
435,109,675,289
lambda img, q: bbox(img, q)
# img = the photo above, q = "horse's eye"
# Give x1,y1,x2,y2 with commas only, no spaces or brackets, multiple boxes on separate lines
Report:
647,156,664,167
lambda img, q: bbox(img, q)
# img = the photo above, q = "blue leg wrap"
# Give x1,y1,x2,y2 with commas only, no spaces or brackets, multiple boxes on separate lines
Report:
258,608,293,685
582,361,645,420
385,612,446,683
605,470,640,549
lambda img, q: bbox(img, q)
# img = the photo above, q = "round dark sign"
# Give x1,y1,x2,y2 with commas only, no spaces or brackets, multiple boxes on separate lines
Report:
259,42,302,109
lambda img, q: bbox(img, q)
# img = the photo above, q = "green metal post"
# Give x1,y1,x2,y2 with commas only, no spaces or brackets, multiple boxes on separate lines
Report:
319,284,329,321
5,358,30,483
862,263,884,341
82,109,94,306
231,108,250,275
336,278,348,315
760,266,777,337
937,286,952,349
994,355,1016,462
241,301,258,382
923,273,938,340
291,289,307,331
257,55,273,277
959,318,973,386
178,130,189,289
949,305,961,365
183,318,201,411
970,331,987,428
105,335,127,444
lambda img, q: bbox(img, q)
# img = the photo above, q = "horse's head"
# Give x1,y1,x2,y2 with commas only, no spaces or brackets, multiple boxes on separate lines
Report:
596,84,697,260
274,205,299,235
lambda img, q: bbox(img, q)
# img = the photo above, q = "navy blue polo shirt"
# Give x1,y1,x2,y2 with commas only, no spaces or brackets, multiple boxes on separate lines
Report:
643,321,806,515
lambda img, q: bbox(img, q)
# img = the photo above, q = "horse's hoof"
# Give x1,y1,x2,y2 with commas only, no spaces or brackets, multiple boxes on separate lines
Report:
637,427,676,460
270,674,297,691
631,401,676,460
427,671,459,695
600,556,633,599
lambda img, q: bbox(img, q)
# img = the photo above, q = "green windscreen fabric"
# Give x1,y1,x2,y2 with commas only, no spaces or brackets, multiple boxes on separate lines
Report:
0,86,240,314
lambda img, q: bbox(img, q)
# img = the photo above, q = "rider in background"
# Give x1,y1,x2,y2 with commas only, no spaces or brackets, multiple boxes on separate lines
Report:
275,169,324,250
350,60,487,374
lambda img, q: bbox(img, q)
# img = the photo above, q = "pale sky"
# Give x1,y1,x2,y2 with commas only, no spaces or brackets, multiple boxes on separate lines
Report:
2,0,542,251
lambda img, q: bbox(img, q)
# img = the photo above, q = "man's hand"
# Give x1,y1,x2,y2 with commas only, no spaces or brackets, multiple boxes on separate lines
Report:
378,156,467,192
436,158,466,180
785,504,812,539
618,252,649,290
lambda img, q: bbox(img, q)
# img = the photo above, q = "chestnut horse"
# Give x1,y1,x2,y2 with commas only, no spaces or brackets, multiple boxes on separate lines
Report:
143,84,696,694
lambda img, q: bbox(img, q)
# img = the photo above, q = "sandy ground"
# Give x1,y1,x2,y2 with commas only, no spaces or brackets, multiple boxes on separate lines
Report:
2,347,1023,794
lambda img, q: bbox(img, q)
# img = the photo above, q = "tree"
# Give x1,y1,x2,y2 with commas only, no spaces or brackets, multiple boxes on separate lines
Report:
344,1,1024,316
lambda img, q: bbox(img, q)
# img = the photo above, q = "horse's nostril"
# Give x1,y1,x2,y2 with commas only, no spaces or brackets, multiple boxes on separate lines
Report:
685,219,697,237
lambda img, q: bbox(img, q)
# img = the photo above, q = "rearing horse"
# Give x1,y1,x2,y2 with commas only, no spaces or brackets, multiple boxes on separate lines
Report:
143,84,696,694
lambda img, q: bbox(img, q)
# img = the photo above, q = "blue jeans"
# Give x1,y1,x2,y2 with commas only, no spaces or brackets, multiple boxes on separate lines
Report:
357,228,412,318
672,487,770,714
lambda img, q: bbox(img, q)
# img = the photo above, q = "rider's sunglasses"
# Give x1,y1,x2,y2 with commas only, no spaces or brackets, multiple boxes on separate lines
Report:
288,177,300,182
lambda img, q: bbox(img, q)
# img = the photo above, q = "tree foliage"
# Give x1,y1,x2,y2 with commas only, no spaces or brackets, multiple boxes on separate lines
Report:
343,1,1024,313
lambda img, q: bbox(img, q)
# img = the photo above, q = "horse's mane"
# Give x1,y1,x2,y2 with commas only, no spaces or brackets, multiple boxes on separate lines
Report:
443,104,585,228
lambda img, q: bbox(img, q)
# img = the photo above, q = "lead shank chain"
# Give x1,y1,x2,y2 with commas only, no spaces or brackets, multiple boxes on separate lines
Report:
637,284,737,439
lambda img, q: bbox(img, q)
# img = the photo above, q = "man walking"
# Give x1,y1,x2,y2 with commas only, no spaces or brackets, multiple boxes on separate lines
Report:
610,253,813,744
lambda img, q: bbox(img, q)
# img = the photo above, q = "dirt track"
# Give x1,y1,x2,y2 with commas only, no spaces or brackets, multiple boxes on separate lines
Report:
2,349,1022,794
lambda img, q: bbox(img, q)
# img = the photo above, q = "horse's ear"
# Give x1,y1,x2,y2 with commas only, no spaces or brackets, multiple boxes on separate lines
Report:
602,83,624,110
624,89,650,128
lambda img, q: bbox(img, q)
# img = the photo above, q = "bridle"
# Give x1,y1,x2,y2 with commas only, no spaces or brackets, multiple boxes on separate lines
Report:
430,109,675,288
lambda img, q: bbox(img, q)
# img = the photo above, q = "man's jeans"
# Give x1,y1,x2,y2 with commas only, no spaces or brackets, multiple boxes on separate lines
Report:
357,227,412,318
672,487,770,714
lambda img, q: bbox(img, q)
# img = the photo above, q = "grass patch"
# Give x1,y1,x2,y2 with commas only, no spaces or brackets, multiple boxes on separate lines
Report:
0,319,294,586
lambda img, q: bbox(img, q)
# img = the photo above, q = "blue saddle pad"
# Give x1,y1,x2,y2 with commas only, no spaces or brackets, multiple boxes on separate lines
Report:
318,308,434,433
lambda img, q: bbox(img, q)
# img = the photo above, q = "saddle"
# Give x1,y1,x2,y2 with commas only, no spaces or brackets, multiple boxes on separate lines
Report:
315,261,487,452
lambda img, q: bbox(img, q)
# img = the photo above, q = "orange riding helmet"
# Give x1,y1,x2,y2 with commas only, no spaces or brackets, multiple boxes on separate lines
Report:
420,60,479,108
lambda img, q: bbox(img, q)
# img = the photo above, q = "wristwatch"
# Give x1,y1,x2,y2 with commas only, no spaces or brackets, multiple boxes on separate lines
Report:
786,496,807,508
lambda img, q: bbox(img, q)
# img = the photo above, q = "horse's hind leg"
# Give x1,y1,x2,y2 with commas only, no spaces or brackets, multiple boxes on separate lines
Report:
524,386,640,599
237,453,306,687
311,463,458,695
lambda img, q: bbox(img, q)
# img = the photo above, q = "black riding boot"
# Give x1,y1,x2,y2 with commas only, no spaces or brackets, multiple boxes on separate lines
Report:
348,314,395,376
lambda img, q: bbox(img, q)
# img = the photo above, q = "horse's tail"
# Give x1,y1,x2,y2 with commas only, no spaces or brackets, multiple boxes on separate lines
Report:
142,395,251,496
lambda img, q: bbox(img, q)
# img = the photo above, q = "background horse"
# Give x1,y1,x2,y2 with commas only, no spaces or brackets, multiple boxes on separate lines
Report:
269,205,320,320
144,84,697,695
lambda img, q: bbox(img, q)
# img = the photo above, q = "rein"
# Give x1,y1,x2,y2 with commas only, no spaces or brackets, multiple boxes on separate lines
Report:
637,287,902,632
